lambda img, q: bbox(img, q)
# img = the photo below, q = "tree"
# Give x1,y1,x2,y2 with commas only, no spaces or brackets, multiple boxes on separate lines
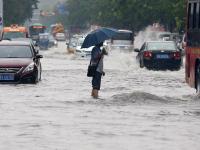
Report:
64,0,186,32
4,0,38,26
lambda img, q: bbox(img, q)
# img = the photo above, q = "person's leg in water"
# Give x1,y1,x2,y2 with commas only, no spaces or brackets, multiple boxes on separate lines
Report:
92,72,102,98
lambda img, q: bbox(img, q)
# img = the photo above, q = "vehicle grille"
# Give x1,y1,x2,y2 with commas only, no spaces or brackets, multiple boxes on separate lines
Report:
0,67,22,73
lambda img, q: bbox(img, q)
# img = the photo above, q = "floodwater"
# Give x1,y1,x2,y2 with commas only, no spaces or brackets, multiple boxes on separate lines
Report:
0,42,200,150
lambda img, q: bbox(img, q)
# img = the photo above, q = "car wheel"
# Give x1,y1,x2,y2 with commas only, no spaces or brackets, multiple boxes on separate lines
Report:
39,64,42,81
31,72,39,84
196,63,200,93
140,59,144,68
173,66,181,71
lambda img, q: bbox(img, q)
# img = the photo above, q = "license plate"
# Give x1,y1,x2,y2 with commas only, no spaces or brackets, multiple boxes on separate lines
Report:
0,74,14,81
156,54,169,59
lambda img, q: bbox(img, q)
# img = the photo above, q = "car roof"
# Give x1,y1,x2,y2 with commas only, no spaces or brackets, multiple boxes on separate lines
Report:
11,38,32,42
146,41,175,43
39,33,49,35
118,29,133,33
157,32,171,35
3,26,28,32
0,40,31,46
56,32,65,34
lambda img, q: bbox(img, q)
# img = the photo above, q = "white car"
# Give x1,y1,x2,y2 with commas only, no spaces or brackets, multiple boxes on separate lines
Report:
75,37,93,57
55,33,66,41
76,46,93,57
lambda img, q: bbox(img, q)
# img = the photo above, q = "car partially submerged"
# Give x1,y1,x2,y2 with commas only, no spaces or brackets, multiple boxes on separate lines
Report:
110,29,134,51
55,32,66,41
135,41,182,70
75,37,93,57
1,24,29,40
0,40,43,83
38,33,50,50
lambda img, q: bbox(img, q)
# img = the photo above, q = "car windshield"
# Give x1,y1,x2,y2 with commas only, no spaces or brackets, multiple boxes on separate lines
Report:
147,42,176,51
3,32,26,39
0,45,33,58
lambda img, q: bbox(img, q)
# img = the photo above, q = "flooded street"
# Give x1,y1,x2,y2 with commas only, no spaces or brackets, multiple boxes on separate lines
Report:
0,42,200,150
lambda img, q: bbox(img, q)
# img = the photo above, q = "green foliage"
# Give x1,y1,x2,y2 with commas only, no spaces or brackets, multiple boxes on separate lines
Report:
65,0,185,32
4,0,38,26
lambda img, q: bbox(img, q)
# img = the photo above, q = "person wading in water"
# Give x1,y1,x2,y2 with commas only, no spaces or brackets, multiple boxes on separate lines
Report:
90,42,107,98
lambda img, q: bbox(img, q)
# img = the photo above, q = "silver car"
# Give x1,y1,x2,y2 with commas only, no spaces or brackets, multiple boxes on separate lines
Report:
55,33,66,41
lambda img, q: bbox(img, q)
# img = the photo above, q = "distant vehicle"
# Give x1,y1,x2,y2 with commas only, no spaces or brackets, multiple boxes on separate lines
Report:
185,0,200,92
135,41,182,70
38,33,50,50
110,30,134,51
1,24,29,40
29,23,47,41
0,41,43,83
156,32,172,41
75,38,92,57
50,23,65,37
157,32,182,44
181,33,186,51
67,35,79,53
49,35,58,48
55,32,66,41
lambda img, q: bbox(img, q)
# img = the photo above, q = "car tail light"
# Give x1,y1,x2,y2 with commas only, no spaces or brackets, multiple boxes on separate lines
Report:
173,52,181,59
144,51,152,58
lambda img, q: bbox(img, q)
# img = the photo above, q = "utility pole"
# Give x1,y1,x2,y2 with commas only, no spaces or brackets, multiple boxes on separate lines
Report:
0,0,3,31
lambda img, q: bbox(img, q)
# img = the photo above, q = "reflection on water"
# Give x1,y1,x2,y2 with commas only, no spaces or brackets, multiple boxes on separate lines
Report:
0,42,199,150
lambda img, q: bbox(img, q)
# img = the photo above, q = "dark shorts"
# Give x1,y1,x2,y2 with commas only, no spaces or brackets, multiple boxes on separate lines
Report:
92,71,102,90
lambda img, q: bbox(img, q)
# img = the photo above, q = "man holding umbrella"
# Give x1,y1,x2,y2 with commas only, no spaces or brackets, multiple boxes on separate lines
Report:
90,42,107,98
82,27,118,98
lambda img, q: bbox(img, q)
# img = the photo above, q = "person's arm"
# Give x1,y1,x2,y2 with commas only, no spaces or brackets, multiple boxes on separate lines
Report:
92,47,101,63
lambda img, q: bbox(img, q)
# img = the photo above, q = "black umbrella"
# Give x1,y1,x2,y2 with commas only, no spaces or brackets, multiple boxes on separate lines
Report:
81,27,118,48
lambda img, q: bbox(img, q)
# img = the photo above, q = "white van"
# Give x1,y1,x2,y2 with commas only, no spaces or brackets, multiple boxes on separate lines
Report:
109,30,134,51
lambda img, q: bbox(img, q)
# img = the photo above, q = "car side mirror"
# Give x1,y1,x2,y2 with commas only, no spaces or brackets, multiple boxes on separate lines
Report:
33,41,38,47
35,48,39,54
36,54,43,59
134,48,140,52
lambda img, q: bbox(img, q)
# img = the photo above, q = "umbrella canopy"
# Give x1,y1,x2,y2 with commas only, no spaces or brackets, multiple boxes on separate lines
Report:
81,27,118,48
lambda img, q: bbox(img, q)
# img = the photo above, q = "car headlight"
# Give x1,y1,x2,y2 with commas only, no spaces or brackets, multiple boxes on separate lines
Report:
23,63,35,73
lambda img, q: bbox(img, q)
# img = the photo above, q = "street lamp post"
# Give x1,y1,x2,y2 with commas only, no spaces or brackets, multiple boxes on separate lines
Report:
0,0,3,30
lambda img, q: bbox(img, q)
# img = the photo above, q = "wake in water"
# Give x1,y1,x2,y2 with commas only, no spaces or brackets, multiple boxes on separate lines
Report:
111,91,170,104
105,50,138,71
111,91,200,105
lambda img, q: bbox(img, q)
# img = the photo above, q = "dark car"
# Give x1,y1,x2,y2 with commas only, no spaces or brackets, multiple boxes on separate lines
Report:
0,41,43,83
135,41,182,70
38,33,50,50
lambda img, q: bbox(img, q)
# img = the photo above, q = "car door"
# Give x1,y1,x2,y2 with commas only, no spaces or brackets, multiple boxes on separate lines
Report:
138,43,146,61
